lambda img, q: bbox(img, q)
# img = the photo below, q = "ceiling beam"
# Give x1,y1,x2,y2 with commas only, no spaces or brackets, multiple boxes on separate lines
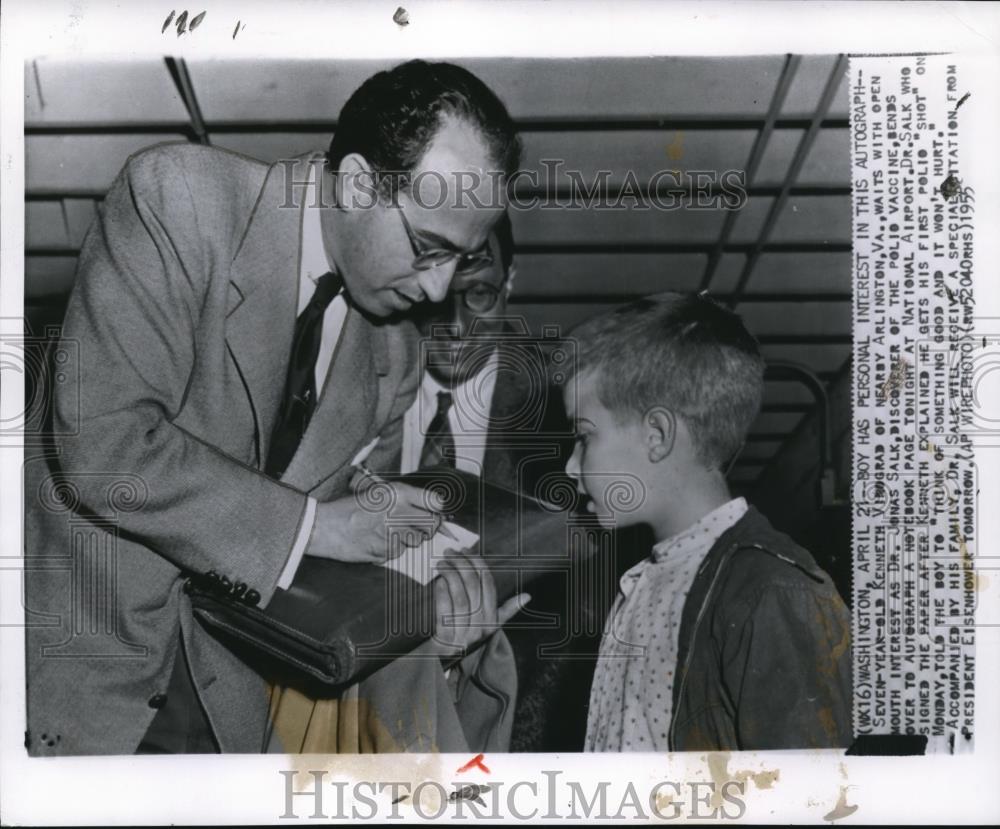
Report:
24,117,850,135
700,53,802,293
164,57,210,146
725,54,850,305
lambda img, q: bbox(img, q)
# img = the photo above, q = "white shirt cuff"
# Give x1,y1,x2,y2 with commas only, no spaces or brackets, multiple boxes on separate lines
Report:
276,496,317,591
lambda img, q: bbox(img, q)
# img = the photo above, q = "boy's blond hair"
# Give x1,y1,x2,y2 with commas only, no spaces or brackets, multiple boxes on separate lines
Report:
566,293,765,470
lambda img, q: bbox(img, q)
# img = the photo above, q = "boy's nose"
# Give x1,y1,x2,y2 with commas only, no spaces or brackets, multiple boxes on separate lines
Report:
565,444,582,481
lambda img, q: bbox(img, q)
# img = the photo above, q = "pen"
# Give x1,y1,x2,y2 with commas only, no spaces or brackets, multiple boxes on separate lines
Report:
355,462,456,538
437,522,459,543
355,461,380,490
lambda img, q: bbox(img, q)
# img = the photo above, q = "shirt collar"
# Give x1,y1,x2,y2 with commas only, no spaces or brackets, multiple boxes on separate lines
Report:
650,497,749,563
420,347,500,427
298,159,336,314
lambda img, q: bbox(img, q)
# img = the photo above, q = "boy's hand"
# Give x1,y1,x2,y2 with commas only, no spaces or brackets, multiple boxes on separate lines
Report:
428,548,530,661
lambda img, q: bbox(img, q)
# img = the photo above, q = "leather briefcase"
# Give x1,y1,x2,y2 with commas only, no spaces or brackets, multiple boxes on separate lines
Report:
187,468,600,689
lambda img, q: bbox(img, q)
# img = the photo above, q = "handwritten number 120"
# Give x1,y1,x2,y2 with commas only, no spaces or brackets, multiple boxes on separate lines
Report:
162,10,207,36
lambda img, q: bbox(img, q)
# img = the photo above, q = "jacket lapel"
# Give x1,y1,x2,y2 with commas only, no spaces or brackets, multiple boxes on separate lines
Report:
225,152,397,492
279,304,378,493
225,156,311,461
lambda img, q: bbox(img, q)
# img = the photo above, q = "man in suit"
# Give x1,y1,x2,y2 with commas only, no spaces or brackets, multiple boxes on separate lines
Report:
24,60,523,755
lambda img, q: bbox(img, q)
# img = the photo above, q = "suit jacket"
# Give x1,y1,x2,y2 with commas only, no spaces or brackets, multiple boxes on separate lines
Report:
670,507,852,750
24,144,419,755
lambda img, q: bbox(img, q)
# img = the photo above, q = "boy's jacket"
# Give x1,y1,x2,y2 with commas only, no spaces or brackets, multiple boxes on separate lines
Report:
670,506,853,750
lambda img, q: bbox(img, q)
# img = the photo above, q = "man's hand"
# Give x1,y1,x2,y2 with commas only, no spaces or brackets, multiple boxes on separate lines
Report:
428,547,530,661
306,481,443,563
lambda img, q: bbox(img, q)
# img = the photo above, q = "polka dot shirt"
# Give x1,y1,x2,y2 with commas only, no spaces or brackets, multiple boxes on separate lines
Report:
584,498,748,752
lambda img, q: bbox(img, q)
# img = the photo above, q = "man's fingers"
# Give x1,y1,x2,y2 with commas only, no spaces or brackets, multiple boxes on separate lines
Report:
383,531,410,560
433,576,455,635
388,483,444,543
395,482,446,513
497,592,532,626
385,515,440,550
438,558,473,620
475,554,497,622
443,549,491,620
434,565,466,652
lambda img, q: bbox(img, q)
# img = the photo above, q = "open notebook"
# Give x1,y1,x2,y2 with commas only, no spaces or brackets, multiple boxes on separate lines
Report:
381,521,481,586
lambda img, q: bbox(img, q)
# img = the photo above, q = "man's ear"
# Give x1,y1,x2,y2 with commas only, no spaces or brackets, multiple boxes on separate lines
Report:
645,407,676,463
335,152,380,212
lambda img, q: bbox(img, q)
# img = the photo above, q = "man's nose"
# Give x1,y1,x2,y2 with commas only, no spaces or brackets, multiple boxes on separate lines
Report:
416,261,457,304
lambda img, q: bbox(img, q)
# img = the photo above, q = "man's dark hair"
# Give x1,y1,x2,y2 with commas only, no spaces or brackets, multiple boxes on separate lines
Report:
565,293,766,470
327,60,521,197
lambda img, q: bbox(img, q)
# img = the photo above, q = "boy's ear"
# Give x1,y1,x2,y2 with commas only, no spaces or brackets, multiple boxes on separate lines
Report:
644,407,676,463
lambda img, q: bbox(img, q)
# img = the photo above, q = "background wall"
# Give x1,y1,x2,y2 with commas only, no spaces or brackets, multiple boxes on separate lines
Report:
23,54,853,580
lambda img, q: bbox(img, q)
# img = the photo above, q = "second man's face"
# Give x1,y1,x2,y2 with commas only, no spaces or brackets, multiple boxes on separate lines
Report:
415,233,510,387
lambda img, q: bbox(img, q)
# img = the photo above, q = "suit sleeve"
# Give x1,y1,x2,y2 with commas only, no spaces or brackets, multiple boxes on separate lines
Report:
53,150,308,606
720,583,853,750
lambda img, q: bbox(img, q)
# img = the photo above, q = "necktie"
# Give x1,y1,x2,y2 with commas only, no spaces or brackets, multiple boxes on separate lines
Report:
419,391,456,470
265,271,342,479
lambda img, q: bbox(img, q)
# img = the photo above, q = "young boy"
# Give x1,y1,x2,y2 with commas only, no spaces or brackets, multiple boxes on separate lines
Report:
563,293,852,751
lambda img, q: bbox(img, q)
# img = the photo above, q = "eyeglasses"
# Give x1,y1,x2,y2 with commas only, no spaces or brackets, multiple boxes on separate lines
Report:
451,283,502,313
396,204,494,276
